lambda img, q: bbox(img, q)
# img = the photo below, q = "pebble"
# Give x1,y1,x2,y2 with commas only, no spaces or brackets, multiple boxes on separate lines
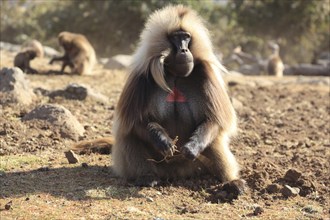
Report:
146,197,154,202
284,169,302,182
302,206,318,214
266,183,280,194
5,200,12,210
253,206,264,215
264,139,273,145
65,150,79,164
82,162,88,168
281,185,300,197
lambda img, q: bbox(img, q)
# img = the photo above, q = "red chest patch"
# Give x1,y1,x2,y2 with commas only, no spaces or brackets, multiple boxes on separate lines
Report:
166,87,187,103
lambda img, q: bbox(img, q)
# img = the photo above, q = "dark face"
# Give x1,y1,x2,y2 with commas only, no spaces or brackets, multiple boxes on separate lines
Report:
27,50,37,59
165,30,194,77
61,41,73,51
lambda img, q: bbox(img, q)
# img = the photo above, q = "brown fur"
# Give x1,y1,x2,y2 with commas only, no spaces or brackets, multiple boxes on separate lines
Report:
267,43,284,77
49,32,96,75
73,137,114,154
14,39,44,74
75,5,242,187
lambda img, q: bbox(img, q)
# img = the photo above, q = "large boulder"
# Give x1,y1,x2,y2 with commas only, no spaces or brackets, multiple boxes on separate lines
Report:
0,67,36,105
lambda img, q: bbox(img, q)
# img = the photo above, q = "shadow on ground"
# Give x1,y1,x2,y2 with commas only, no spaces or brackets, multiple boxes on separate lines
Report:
0,165,141,201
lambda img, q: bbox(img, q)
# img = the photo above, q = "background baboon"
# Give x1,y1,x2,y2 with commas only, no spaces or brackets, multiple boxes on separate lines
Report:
49,31,96,75
14,39,44,74
267,42,284,77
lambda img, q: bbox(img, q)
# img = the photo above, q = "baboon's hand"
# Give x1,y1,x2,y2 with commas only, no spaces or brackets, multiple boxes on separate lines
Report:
147,122,173,157
181,141,201,160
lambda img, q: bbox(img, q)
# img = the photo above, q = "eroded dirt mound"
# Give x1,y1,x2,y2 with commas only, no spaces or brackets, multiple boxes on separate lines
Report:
22,104,85,140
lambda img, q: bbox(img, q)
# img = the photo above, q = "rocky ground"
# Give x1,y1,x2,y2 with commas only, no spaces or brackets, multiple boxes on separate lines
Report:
0,50,329,219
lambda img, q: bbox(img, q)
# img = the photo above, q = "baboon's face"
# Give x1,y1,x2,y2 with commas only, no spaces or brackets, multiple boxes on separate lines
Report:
165,30,194,77
61,41,73,51
27,50,37,59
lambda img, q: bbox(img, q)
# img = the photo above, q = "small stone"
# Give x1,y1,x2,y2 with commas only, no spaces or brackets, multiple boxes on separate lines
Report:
253,206,264,215
82,163,88,168
284,169,302,182
5,200,12,210
266,183,280,194
65,150,79,164
127,206,145,214
264,139,273,145
281,185,300,197
302,206,318,214
146,197,154,202
231,97,243,110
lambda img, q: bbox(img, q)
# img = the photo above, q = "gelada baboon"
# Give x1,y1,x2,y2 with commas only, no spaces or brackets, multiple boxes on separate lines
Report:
14,40,44,74
49,31,96,75
267,42,284,77
75,5,244,190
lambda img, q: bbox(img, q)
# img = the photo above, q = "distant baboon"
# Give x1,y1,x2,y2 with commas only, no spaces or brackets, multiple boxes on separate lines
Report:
267,42,284,77
74,5,245,193
14,40,44,74
49,32,96,75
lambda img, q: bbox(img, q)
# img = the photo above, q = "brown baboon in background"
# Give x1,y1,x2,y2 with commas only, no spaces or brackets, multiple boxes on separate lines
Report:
267,42,284,77
75,5,244,192
14,40,44,74
49,31,96,75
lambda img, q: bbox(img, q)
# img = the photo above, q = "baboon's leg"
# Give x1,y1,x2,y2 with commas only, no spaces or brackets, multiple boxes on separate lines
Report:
202,133,240,182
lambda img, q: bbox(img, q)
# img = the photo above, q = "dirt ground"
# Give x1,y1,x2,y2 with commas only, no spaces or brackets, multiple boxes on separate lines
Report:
0,50,329,219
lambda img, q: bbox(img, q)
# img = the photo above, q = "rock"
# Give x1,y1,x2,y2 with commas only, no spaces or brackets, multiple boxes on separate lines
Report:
238,63,262,75
48,83,108,103
0,67,36,105
104,54,132,70
82,162,88,168
284,169,302,182
22,104,85,140
281,185,300,197
253,206,264,215
146,197,154,202
297,179,316,196
43,46,60,57
264,139,273,145
49,84,88,100
221,179,246,200
231,97,243,110
266,183,280,194
126,206,146,215
5,200,12,210
65,150,79,164
302,206,318,214
0,41,20,53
